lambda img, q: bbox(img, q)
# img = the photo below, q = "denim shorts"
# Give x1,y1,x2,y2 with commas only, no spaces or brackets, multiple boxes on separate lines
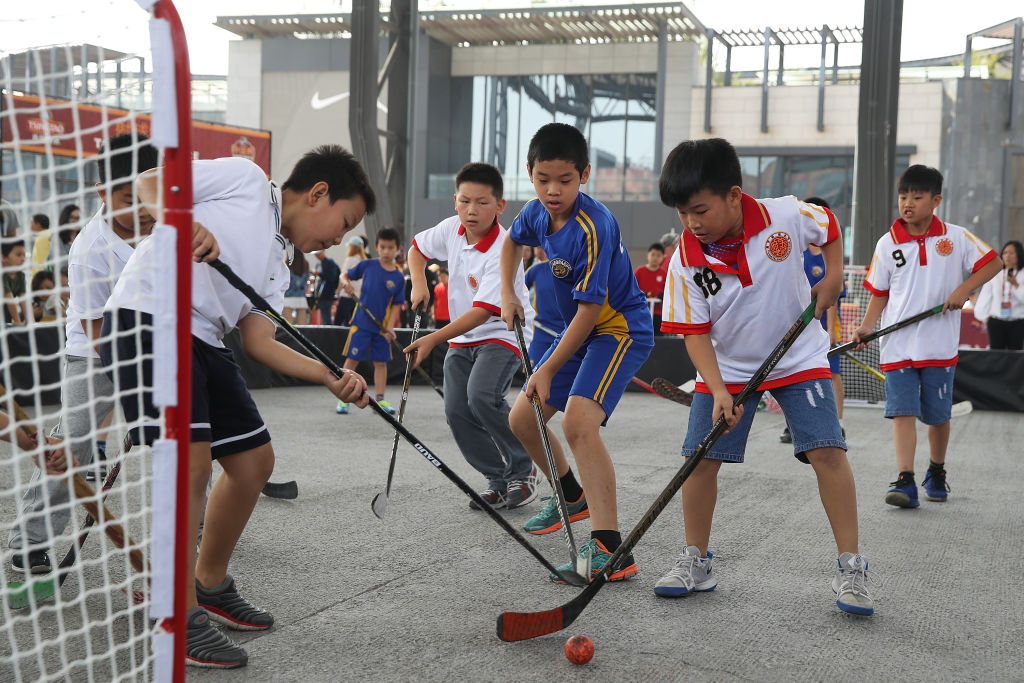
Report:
682,378,846,464
883,365,955,425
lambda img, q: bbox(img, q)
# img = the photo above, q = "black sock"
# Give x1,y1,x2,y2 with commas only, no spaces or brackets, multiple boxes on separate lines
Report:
898,470,915,482
928,460,945,473
559,471,584,502
591,529,622,553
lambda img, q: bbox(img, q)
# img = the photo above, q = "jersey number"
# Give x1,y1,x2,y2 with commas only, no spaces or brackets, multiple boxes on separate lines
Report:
892,249,907,268
694,268,723,298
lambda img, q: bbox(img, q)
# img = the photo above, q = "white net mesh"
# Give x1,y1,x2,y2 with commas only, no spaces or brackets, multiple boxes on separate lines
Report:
839,266,886,405
1,5,176,679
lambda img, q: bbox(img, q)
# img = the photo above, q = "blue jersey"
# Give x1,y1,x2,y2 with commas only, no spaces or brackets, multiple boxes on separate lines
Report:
510,193,652,341
802,248,846,333
348,259,406,330
524,261,564,336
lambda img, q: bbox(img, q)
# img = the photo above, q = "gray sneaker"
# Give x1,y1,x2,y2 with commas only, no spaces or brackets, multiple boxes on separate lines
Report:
506,465,540,509
653,545,717,597
185,607,247,669
832,552,874,616
196,575,274,631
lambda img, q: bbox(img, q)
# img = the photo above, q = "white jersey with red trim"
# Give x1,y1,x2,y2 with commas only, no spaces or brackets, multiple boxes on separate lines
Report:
662,194,838,392
412,215,532,353
863,216,997,370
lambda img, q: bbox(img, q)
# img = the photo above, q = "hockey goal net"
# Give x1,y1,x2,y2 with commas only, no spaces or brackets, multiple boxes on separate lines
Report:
0,1,192,680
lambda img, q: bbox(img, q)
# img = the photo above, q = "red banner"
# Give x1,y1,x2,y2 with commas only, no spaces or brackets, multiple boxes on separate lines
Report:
2,94,270,174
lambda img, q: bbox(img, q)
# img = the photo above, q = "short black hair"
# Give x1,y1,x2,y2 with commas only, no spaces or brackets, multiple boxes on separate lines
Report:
376,226,401,246
455,162,503,199
32,214,50,230
283,144,377,215
527,123,589,175
647,242,665,253
659,138,742,208
97,133,158,190
31,270,54,290
803,196,831,210
1,238,25,257
897,165,942,196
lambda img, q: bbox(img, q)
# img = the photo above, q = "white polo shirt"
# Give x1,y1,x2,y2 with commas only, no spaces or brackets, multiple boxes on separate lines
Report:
109,157,287,347
64,207,136,359
412,216,532,355
662,194,838,392
864,216,996,370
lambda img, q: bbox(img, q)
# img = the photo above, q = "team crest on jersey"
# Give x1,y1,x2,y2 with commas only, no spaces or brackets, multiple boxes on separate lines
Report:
467,273,479,291
935,238,954,256
764,231,792,262
810,265,823,278
550,258,573,279
386,280,396,290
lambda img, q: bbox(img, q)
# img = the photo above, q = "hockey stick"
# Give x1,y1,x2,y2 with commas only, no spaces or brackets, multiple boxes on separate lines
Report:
261,480,298,499
351,297,445,398
497,300,819,641
371,308,423,519
828,304,944,358
651,378,696,406
844,354,973,417
208,258,586,586
512,318,588,580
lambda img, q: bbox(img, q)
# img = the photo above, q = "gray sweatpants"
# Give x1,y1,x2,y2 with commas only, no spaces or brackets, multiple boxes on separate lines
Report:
443,344,533,490
8,355,115,550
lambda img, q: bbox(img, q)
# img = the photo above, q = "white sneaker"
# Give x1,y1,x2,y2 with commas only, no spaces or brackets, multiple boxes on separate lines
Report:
653,545,717,597
832,552,874,615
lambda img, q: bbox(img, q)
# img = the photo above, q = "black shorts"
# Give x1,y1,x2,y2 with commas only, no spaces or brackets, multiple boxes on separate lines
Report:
100,309,271,459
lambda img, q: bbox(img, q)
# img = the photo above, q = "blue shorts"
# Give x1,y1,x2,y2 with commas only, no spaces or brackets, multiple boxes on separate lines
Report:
100,309,271,460
682,378,846,464
883,365,955,425
828,353,841,375
528,326,556,367
344,326,392,362
532,333,653,425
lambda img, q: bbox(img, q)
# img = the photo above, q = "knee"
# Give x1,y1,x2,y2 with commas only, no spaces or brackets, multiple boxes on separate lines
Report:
561,414,592,450
806,447,847,471
508,400,534,441
251,446,275,485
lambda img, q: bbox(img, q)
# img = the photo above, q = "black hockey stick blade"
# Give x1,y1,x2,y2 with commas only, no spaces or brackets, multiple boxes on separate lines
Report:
829,304,943,358
651,378,694,406
497,300,818,641
209,259,584,586
262,480,298,500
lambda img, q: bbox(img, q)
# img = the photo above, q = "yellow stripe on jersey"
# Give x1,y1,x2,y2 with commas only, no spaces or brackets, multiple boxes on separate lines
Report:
962,230,993,255
595,294,631,337
576,210,598,293
594,336,632,404
514,197,541,222
798,208,829,229
756,200,770,226
680,271,692,323
666,270,676,323
867,251,879,279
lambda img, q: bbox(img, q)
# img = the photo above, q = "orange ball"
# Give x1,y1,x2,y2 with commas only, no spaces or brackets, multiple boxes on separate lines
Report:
564,634,594,665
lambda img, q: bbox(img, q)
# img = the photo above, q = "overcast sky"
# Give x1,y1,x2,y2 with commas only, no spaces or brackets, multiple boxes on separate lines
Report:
1,0,1018,75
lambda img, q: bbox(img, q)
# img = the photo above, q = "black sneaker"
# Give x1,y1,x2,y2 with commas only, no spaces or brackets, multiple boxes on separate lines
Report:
11,549,51,574
196,575,274,631
468,488,507,511
185,607,247,669
779,427,792,444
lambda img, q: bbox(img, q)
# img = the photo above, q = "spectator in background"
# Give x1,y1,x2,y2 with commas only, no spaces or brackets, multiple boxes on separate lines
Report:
522,244,535,272
2,238,29,325
46,204,80,275
44,266,69,321
634,242,667,335
433,267,450,328
660,229,680,262
30,270,55,322
27,214,49,268
974,240,1024,350
334,235,366,325
0,199,20,237
282,250,310,325
311,249,340,324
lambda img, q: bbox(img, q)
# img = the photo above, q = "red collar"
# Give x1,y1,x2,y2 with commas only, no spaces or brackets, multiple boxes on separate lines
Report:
889,215,946,243
678,193,772,268
457,220,501,252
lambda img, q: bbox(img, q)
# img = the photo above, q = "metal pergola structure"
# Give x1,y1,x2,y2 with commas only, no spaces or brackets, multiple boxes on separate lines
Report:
702,25,864,134
963,17,1023,130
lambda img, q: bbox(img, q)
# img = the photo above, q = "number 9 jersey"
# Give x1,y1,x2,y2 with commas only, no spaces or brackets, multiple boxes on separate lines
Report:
661,193,839,393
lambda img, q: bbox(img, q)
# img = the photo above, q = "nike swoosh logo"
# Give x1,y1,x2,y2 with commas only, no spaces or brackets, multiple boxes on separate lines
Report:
310,91,349,110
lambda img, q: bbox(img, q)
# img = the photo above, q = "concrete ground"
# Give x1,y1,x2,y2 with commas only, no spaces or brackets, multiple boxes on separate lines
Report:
3,385,1023,682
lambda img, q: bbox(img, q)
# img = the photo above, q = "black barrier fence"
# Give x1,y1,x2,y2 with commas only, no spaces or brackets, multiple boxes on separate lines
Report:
2,324,1022,412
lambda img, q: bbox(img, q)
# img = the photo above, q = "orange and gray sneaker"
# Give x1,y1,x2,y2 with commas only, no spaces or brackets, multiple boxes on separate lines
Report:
549,538,637,583
523,493,589,535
